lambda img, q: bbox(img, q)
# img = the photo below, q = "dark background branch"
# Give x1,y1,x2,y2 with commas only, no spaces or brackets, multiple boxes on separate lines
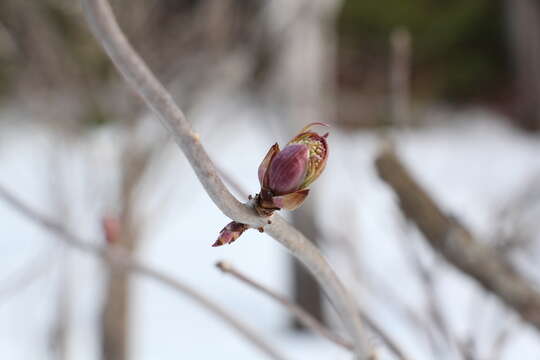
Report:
375,146,540,332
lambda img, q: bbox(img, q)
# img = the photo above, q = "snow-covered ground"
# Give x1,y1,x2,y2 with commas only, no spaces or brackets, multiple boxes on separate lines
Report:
1,105,540,359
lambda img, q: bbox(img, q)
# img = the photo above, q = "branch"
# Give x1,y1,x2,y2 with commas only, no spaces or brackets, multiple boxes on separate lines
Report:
375,146,540,332
217,261,411,360
216,261,353,350
80,0,369,357
358,309,411,360
0,184,288,360
81,0,252,225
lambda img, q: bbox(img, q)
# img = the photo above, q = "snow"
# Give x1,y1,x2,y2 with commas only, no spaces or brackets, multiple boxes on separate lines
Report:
1,105,540,359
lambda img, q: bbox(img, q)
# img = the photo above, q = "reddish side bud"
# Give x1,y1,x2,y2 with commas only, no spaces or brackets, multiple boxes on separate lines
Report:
102,216,121,245
212,221,249,247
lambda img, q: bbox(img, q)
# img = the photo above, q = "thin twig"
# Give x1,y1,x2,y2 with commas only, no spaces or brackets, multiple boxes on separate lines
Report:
396,219,459,355
358,309,411,360
80,0,369,357
489,324,513,360
366,269,440,358
216,261,353,350
400,235,464,358
0,184,288,360
216,261,411,360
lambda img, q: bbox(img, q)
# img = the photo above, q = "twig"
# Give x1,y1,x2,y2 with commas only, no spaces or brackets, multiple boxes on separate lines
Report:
366,269,441,357
489,323,513,360
216,260,353,350
400,236,463,357
357,310,410,360
0,184,288,360
396,219,460,355
375,145,540,332
80,0,369,357
216,261,411,360
81,0,253,225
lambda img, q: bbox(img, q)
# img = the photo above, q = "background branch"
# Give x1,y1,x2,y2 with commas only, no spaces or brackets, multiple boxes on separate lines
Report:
0,184,288,360
216,260,411,360
375,145,540,332
216,260,353,351
80,0,369,357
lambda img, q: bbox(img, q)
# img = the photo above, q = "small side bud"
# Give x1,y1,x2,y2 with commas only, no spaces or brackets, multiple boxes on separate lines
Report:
212,221,249,247
102,216,120,245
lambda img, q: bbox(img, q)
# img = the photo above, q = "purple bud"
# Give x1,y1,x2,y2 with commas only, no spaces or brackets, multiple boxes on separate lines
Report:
212,221,248,247
254,123,329,215
266,144,309,195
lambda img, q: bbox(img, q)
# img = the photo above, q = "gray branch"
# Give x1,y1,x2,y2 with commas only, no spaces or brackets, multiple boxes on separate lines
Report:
216,260,353,351
80,0,369,357
0,184,288,360
375,146,540,332
217,261,411,360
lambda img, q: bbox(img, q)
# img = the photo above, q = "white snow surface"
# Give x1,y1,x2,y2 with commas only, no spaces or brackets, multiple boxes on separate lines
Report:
1,104,540,360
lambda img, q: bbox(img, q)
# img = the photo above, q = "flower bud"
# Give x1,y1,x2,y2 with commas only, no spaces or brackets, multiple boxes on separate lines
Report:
266,144,309,195
212,123,329,247
212,221,248,247
255,123,329,214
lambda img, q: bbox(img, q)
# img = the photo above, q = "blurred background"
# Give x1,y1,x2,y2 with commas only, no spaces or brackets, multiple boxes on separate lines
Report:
1,0,540,359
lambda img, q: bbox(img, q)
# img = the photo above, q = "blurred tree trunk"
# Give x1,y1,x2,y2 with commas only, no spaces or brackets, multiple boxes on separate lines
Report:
101,126,155,360
505,0,540,131
263,0,343,330
101,193,138,360
48,145,72,360
101,204,140,360
50,252,71,360
290,205,325,328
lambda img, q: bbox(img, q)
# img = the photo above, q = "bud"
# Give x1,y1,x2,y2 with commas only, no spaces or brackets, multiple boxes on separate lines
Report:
212,123,329,247
102,216,120,245
212,221,248,247
256,122,329,214
266,144,309,195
